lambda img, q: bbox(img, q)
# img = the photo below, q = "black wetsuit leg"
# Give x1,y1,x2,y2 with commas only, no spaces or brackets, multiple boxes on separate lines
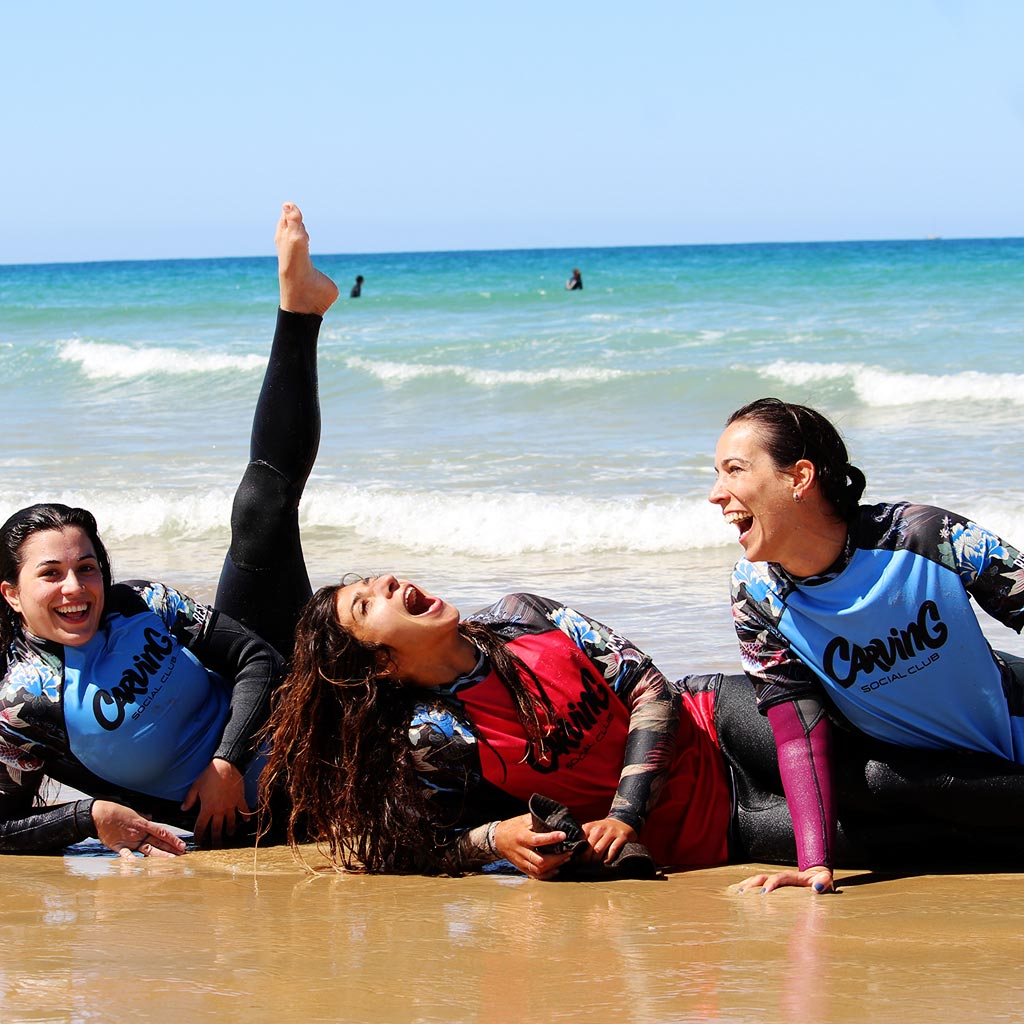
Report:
712,673,1024,870
215,309,322,660
709,673,799,865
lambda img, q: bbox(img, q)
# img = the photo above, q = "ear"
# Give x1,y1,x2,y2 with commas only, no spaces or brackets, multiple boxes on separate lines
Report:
0,581,22,614
790,458,817,497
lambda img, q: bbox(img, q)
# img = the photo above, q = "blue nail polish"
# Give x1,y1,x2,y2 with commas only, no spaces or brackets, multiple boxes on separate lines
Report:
760,886,767,894
813,881,825,893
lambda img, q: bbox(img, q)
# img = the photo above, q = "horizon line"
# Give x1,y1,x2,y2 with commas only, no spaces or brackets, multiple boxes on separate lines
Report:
3,232,1023,270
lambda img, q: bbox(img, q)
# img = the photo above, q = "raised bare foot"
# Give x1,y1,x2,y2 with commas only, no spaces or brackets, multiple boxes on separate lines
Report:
275,202,339,316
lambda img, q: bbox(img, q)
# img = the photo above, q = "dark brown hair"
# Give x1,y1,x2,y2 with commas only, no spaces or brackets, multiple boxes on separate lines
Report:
727,397,866,521
0,503,113,654
259,583,558,874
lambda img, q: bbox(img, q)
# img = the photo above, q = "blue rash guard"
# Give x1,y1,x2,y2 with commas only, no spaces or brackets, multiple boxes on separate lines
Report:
732,502,1024,761
0,580,282,851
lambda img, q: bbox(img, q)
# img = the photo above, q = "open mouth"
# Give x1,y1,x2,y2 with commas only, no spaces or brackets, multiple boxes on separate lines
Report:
724,511,754,540
54,603,90,624
403,585,438,616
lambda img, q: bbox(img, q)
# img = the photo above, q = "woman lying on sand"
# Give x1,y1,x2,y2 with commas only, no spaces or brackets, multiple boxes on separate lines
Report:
231,205,1024,883
0,504,282,855
710,397,1024,892
0,208,337,858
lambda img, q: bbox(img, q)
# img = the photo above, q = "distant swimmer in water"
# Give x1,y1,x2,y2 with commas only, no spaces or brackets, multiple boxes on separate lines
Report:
350,275,364,298
566,268,583,291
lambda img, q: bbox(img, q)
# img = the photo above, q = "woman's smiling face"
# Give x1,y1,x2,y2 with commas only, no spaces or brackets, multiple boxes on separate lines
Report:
709,419,804,564
0,526,105,646
334,574,464,684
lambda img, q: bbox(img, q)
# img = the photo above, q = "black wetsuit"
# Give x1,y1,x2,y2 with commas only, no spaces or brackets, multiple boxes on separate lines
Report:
215,309,322,660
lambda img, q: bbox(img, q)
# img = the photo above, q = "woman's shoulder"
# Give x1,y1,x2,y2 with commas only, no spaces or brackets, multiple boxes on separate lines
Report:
464,593,565,629
106,580,208,625
730,558,786,603
855,501,982,551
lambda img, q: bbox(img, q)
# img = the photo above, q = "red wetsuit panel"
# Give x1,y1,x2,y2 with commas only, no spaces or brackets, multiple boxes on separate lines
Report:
457,631,730,867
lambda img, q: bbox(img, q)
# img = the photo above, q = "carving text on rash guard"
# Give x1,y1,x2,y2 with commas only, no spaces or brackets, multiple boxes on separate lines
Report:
93,627,174,730
525,665,611,773
823,600,948,688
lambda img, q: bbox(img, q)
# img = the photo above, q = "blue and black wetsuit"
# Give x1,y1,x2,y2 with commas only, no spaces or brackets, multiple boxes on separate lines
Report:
0,309,322,852
731,501,1024,870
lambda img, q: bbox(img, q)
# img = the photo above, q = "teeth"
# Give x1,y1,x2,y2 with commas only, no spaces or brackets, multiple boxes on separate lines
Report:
56,604,87,616
724,512,751,525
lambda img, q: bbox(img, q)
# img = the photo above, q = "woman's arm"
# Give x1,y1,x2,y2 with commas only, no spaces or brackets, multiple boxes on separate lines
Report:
0,768,184,856
131,581,283,843
735,698,836,894
448,816,573,879
539,599,681,856
0,759,94,851
128,580,285,769
180,606,284,843
730,571,837,892
941,511,1024,631
185,607,284,767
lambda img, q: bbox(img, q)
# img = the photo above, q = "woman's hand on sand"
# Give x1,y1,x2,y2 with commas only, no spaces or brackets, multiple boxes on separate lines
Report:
735,865,834,895
181,758,249,847
580,817,638,864
494,813,574,880
92,800,187,859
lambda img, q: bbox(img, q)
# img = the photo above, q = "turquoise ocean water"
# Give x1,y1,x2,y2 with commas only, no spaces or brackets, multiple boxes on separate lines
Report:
3,237,1024,674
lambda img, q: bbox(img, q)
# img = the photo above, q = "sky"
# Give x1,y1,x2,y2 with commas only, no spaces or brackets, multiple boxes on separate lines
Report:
3,0,1023,263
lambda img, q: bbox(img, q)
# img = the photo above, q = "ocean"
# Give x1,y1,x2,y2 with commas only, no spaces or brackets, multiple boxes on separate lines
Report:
3,236,1024,676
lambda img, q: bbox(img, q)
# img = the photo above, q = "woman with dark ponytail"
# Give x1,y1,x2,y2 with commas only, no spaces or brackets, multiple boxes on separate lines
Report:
709,396,1024,895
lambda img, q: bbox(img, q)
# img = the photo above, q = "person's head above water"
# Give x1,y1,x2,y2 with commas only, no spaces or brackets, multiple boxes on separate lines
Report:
709,397,866,572
0,503,113,650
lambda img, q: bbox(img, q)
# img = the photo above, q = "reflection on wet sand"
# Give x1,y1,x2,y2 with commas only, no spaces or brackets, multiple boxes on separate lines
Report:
2,848,1022,1024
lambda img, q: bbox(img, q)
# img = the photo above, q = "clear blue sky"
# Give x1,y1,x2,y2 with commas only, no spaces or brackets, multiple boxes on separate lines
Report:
3,0,1023,263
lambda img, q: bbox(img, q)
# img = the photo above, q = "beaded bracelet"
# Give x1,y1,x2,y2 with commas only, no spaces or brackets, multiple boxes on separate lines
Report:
483,820,500,860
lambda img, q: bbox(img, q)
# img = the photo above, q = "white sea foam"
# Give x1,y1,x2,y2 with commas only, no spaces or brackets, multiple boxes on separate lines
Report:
301,487,735,556
758,360,1024,407
346,356,627,387
0,489,234,541
58,339,267,380
0,485,734,556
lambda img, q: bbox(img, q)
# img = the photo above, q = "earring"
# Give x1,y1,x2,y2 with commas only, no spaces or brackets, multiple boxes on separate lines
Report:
793,491,801,502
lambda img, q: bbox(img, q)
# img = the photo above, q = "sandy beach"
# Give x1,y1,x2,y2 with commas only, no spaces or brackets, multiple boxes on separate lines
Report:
3,845,1022,1024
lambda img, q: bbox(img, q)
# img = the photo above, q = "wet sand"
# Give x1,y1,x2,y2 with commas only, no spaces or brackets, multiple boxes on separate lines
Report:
3,847,1022,1024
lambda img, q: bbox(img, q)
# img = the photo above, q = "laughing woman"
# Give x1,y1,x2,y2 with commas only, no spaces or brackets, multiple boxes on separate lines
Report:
0,203,338,857
709,397,1024,893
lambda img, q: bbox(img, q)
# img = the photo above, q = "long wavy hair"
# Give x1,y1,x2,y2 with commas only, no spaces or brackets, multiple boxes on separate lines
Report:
727,397,867,522
259,583,558,874
0,503,113,657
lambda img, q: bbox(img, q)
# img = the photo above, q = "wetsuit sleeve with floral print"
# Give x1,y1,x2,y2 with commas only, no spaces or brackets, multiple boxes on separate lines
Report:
410,593,681,871
0,580,282,851
511,594,682,832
